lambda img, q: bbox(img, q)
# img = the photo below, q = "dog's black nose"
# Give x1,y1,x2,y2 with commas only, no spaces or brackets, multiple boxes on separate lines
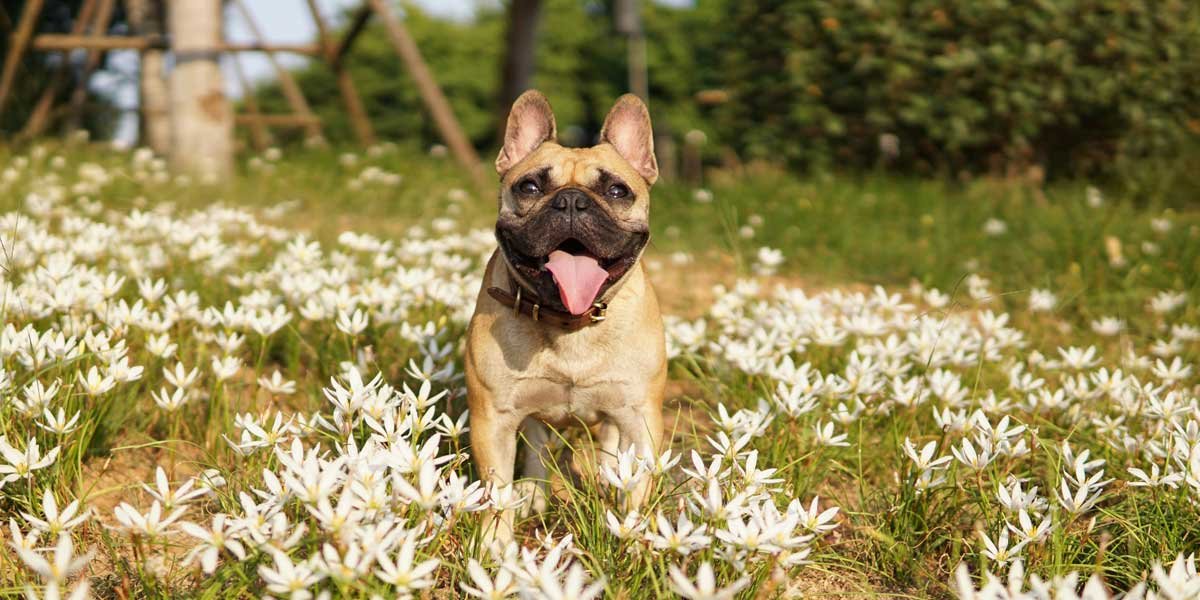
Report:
551,188,591,212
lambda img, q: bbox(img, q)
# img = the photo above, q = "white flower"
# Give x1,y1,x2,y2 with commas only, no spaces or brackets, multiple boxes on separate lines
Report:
151,386,189,412
36,408,82,436
1029,288,1057,312
604,509,646,540
644,511,711,555
336,309,369,336
1090,317,1124,337
112,500,186,538
374,533,439,593
1152,357,1192,384
811,420,849,447
0,435,61,485
77,366,116,396
21,488,90,537
753,247,784,276
14,533,93,584
460,559,515,599
146,333,177,358
668,562,749,600
902,438,952,471
980,528,1027,564
257,551,325,600
258,370,297,395
211,355,242,381
143,466,211,509
180,514,245,574
1127,464,1183,489
1006,509,1051,544
599,446,648,494
163,362,200,390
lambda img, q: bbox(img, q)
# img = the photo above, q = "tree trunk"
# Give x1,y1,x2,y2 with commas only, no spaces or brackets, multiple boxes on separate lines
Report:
168,0,231,179
497,0,542,141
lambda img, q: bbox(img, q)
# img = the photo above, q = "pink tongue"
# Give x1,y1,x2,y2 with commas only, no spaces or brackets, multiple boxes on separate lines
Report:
545,250,608,315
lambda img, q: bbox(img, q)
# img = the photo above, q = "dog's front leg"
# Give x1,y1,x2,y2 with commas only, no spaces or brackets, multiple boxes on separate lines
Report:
470,405,520,546
517,418,553,516
609,404,664,510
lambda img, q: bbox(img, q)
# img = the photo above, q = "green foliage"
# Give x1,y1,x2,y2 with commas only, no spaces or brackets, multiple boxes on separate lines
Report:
718,0,1200,176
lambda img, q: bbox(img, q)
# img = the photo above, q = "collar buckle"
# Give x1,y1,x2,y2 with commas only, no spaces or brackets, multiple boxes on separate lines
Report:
590,302,608,323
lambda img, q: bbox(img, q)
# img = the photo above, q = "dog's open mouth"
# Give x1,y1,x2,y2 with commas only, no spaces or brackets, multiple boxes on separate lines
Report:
501,236,644,315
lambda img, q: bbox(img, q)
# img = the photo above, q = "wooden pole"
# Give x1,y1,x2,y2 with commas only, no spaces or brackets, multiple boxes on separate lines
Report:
30,33,164,50
305,0,375,146
234,114,321,127
64,0,117,133
19,0,99,140
0,0,45,118
333,5,373,64
220,42,322,55
368,0,486,191
232,0,323,143
127,0,170,154
230,56,271,151
168,0,232,179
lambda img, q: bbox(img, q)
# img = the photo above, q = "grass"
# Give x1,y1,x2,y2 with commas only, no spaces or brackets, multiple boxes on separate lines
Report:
0,140,1198,599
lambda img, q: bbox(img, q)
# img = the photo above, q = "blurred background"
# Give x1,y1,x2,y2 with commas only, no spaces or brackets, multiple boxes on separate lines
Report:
4,0,1200,309
4,0,1199,196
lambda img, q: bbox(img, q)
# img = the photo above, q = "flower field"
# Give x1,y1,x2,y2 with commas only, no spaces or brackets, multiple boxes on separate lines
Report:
0,143,1198,599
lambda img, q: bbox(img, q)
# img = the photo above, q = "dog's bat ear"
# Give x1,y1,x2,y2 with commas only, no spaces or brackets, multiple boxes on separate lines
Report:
600,94,658,185
496,90,557,176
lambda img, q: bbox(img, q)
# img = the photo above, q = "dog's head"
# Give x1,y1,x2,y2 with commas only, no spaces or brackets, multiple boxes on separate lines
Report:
494,91,657,315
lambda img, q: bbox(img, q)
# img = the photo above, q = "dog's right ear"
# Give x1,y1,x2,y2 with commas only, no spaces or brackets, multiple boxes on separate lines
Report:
496,90,557,175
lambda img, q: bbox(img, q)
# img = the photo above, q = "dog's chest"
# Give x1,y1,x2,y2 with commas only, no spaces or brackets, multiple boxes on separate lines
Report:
508,333,635,426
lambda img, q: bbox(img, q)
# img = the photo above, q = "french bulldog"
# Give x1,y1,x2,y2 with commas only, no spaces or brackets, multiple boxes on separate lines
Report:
465,90,667,543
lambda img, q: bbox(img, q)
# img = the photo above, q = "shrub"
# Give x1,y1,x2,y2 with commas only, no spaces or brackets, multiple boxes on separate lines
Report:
719,0,1200,176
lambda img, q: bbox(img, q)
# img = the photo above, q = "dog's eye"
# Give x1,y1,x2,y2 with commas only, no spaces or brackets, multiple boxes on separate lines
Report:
517,179,541,195
606,183,630,199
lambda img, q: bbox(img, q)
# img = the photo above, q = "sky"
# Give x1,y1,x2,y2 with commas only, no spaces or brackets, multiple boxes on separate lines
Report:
101,0,690,143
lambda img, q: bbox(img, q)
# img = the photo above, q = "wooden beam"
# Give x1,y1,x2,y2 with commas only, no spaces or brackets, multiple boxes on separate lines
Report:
303,0,332,51
65,0,117,133
235,113,321,127
231,0,323,142
0,0,46,117
368,0,486,191
333,4,373,67
221,42,322,55
31,33,165,50
306,0,375,145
